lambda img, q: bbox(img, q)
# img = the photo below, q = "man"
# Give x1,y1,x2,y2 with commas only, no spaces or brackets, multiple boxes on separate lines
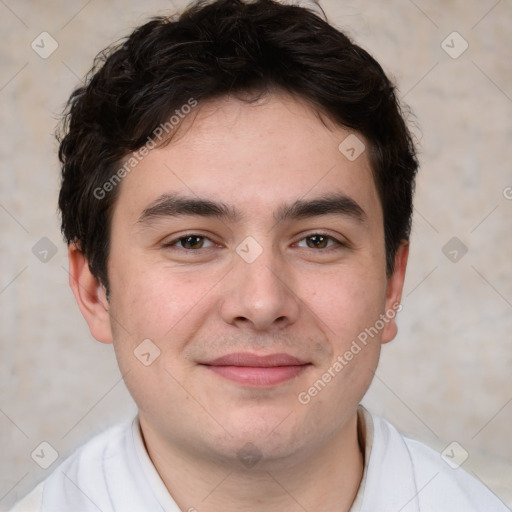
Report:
10,0,509,510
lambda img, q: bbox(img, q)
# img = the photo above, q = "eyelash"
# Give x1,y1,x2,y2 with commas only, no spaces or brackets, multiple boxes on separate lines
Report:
162,232,347,252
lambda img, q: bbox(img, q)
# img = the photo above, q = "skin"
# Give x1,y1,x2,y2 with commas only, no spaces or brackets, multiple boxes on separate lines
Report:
69,92,408,511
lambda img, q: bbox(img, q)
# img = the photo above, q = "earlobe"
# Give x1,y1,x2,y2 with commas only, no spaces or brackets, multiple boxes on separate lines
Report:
381,240,409,344
68,244,113,344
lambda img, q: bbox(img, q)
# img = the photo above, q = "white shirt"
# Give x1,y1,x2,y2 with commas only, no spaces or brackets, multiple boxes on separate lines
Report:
9,406,509,511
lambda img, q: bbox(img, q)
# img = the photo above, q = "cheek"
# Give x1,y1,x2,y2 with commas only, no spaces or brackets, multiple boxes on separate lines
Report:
109,261,202,335
106,267,207,411
107,260,227,381
303,264,387,345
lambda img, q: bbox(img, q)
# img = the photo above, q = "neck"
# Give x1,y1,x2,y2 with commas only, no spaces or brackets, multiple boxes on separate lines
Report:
140,413,364,512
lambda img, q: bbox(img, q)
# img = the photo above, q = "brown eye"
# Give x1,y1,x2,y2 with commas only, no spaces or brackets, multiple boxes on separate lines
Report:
164,235,216,250
296,234,344,250
179,235,206,249
305,235,330,249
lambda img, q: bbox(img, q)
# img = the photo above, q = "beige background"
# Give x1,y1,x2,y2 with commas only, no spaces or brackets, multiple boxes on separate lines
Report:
1,0,511,509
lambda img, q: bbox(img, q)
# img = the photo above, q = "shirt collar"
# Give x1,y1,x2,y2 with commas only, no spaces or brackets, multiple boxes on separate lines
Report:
348,405,375,511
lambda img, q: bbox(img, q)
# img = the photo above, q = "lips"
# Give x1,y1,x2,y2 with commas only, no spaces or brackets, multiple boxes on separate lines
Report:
201,352,311,386
205,352,309,367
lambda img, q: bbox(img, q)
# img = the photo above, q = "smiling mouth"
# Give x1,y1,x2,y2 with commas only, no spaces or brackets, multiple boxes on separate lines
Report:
200,352,312,387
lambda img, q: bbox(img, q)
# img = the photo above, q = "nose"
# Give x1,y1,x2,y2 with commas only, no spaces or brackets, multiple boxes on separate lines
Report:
220,244,300,332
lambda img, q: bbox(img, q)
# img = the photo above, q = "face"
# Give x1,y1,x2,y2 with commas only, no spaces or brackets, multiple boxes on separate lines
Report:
73,92,407,470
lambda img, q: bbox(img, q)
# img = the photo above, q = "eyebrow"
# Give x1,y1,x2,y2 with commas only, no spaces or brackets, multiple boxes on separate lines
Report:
137,193,242,224
136,192,367,226
274,194,366,224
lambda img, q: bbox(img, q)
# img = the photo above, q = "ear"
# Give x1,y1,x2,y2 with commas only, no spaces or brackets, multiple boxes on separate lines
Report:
68,243,113,344
381,240,409,344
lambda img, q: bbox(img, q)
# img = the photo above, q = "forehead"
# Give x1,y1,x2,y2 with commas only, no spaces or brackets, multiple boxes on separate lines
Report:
112,92,381,225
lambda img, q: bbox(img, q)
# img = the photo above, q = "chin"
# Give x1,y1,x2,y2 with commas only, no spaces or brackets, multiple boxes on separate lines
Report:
208,413,313,467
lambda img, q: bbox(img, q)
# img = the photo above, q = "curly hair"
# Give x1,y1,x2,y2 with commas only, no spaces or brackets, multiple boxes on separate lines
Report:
57,0,419,290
